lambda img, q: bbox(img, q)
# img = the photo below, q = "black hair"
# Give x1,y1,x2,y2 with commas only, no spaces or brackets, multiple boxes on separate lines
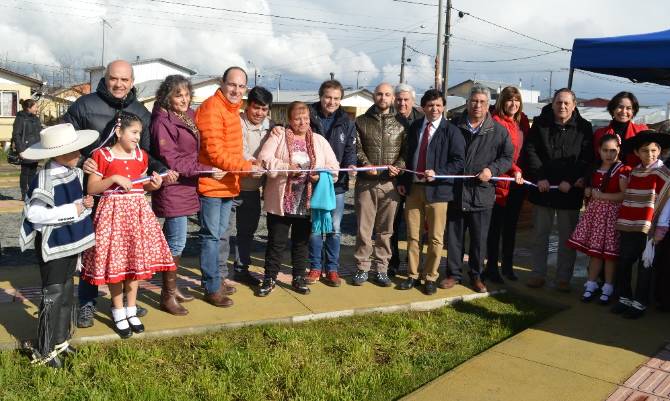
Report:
108,111,143,146
247,86,273,107
420,89,446,108
597,134,622,192
222,66,248,84
318,80,344,98
19,98,36,110
607,91,640,118
155,75,193,111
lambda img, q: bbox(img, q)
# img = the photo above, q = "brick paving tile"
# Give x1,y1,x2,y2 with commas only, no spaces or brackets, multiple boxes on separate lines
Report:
654,375,670,397
626,366,655,388
606,387,634,401
639,370,670,393
627,391,661,401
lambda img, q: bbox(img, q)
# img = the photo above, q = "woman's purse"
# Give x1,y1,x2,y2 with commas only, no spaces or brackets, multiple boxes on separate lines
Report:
7,145,21,165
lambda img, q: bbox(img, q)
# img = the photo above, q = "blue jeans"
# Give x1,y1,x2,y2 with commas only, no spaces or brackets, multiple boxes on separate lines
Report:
163,216,188,256
309,193,345,272
199,196,233,294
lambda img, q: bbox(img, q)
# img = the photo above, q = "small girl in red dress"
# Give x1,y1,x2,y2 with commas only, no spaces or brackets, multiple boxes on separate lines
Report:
568,134,630,304
82,112,175,338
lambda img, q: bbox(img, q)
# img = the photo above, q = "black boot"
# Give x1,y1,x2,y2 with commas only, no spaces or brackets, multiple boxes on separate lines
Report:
55,277,75,349
256,277,276,297
291,276,311,295
36,283,64,368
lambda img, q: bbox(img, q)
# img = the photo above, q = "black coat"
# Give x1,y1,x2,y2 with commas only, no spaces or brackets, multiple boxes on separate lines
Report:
309,103,357,194
11,110,41,156
452,112,514,212
62,78,166,173
400,117,465,203
523,104,593,209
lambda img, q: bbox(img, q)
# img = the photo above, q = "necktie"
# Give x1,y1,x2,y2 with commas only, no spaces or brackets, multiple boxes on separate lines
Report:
416,122,431,173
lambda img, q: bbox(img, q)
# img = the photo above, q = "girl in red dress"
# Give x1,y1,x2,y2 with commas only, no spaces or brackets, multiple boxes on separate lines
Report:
82,112,175,338
568,134,630,304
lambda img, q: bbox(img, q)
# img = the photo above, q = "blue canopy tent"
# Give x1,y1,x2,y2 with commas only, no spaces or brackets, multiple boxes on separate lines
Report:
568,29,670,88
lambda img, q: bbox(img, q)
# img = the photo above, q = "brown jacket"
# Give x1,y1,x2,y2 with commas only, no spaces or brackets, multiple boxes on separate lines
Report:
355,105,406,181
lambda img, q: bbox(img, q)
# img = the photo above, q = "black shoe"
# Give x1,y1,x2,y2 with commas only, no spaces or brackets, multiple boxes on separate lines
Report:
351,270,368,286
502,269,518,281
372,272,393,287
423,280,437,295
397,277,416,290
611,301,630,315
55,342,77,357
127,315,145,333
256,277,276,297
234,268,261,286
387,268,397,278
291,276,311,295
581,289,598,303
113,318,133,339
622,306,645,319
77,303,96,328
45,355,63,369
136,305,148,318
482,269,504,284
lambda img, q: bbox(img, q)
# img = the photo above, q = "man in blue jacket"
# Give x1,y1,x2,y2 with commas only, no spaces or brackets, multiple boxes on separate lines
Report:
397,89,465,295
305,80,357,287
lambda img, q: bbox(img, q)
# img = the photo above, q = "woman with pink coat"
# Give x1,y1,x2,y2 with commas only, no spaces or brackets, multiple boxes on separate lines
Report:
256,101,339,297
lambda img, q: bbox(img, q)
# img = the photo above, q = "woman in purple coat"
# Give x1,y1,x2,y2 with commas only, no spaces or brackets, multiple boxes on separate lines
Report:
150,75,225,315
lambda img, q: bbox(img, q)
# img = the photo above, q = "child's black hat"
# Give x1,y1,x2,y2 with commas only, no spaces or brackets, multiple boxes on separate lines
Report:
623,129,670,153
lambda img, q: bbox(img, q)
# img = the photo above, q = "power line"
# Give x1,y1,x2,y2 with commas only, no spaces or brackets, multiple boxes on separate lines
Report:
452,50,564,63
451,7,571,52
139,0,434,35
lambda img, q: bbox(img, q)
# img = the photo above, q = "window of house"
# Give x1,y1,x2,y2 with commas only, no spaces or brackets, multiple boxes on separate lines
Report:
0,91,18,117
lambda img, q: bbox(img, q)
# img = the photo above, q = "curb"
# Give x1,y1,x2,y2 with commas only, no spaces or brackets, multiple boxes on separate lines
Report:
1,289,505,350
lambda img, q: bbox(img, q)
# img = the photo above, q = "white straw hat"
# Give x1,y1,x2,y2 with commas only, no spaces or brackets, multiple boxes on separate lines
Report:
20,123,99,161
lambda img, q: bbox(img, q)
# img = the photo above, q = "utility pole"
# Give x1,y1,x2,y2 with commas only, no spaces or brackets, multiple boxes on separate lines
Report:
548,70,553,98
330,72,334,81
254,68,258,86
101,18,112,66
441,0,452,100
355,70,364,89
277,74,281,90
435,0,445,90
400,37,407,84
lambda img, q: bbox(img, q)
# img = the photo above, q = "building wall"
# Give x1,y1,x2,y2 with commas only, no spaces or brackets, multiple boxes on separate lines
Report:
0,82,33,142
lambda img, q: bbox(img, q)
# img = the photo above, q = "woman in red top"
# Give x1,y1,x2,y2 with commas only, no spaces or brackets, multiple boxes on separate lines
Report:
483,86,530,283
593,92,648,166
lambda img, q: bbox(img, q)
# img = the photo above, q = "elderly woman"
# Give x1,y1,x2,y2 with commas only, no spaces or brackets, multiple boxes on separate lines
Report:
593,91,648,166
257,101,339,297
11,99,42,201
482,86,530,283
150,74,224,315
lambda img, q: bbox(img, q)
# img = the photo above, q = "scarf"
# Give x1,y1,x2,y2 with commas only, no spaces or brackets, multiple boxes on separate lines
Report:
283,127,316,210
310,171,336,233
174,111,200,140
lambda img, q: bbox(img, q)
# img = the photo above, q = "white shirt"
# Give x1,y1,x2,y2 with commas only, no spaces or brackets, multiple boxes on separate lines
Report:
413,117,441,182
25,162,88,230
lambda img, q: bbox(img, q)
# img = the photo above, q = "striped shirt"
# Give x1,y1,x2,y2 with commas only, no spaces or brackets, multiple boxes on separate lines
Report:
616,161,670,234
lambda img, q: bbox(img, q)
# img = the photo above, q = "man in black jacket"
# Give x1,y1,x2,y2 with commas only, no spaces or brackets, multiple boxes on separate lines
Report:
397,89,464,295
441,84,514,293
524,88,593,291
63,59,175,328
305,80,357,287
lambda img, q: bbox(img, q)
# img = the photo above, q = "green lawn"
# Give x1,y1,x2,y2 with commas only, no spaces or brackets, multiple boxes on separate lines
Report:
0,294,557,401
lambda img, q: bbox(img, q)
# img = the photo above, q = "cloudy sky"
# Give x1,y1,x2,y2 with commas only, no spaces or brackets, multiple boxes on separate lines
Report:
2,0,670,104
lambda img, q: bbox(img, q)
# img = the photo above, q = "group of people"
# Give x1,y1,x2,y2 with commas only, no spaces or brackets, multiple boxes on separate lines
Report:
13,59,670,368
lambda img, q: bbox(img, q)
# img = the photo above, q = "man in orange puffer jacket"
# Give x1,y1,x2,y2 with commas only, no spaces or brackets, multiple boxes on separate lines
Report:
195,66,261,307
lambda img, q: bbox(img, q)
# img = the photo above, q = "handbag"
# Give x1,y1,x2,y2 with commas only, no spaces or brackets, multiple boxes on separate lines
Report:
7,147,21,165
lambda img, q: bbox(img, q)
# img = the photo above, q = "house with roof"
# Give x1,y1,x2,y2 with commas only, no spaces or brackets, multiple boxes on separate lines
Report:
448,79,540,104
38,83,91,125
0,67,43,144
86,58,197,88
